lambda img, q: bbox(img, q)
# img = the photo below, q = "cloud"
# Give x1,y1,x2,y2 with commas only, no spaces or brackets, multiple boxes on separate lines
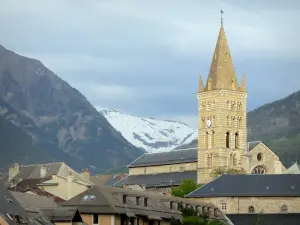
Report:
0,0,299,126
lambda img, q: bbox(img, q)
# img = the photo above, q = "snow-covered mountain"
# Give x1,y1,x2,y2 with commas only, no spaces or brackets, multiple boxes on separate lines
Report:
100,109,197,153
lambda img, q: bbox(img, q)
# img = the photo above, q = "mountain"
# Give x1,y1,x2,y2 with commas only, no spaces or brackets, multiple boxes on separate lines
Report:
0,45,144,173
100,109,197,153
174,90,300,167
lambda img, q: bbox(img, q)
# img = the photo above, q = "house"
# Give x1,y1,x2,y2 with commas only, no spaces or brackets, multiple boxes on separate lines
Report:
60,185,231,225
9,190,83,225
7,162,93,200
0,178,53,225
186,174,300,214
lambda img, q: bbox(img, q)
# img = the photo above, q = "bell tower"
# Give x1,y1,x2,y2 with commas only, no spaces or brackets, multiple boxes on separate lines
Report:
197,11,248,184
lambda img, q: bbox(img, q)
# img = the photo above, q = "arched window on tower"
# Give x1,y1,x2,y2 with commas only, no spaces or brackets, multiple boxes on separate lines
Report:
211,131,215,148
229,154,233,166
235,132,239,149
206,153,213,167
226,132,230,148
205,132,209,149
227,116,230,127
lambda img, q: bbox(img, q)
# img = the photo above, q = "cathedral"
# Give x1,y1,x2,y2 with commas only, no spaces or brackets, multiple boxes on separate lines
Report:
197,17,285,184
119,15,287,193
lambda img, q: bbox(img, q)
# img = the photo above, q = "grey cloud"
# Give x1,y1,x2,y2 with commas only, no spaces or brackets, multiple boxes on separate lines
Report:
0,0,299,126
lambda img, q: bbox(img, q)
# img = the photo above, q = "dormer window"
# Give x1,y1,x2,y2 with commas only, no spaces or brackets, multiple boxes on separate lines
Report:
136,197,140,205
144,198,148,207
123,195,127,204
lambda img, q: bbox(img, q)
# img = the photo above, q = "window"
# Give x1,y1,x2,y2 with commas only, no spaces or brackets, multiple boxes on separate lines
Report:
235,133,239,149
233,154,237,166
214,208,220,217
281,205,288,212
251,165,267,174
226,132,230,148
83,195,96,201
5,196,13,203
205,132,209,149
111,215,115,225
136,197,140,205
248,206,255,213
144,198,148,207
6,213,13,221
221,203,227,210
170,201,173,210
122,195,127,204
211,131,215,148
207,153,213,167
93,214,99,225
257,153,262,161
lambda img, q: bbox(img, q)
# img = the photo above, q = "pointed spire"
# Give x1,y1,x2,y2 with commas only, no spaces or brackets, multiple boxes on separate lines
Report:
240,74,246,91
205,11,240,91
198,75,204,92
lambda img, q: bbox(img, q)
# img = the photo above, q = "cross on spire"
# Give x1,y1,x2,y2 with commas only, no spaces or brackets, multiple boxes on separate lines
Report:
220,9,224,26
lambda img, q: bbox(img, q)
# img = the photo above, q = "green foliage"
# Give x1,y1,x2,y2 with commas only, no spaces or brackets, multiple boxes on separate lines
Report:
171,179,202,197
177,202,226,225
211,167,246,178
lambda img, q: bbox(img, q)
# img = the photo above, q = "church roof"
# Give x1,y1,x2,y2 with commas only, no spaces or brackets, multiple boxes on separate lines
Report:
227,213,300,225
128,148,197,168
247,141,262,151
113,170,197,188
187,174,300,198
129,141,263,168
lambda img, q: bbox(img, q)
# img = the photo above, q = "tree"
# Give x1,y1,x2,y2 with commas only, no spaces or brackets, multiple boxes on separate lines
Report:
177,202,226,225
171,179,202,197
211,167,246,178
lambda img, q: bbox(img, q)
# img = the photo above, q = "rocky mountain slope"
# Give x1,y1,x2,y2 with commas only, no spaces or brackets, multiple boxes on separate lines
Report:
175,90,300,167
0,45,144,173
100,109,197,152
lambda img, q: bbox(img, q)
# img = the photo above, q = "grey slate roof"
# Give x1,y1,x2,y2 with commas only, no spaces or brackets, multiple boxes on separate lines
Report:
10,162,92,186
0,178,53,225
128,148,197,168
129,141,263,168
91,174,126,187
227,213,300,225
60,186,228,222
187,174,300,198
247,141,261,151
113,171,197,188
41,208,82,222
10,191,58,213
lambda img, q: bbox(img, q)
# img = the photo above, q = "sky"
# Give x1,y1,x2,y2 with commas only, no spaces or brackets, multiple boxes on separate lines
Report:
0,0,299,128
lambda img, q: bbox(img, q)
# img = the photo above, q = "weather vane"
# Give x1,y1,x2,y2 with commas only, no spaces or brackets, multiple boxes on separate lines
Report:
220,9,224,26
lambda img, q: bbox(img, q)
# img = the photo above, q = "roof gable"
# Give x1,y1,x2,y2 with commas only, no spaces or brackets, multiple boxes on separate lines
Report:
187,174,300,198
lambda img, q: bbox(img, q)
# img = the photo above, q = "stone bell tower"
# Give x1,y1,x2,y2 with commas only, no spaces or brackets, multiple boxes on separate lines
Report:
197,12,248,184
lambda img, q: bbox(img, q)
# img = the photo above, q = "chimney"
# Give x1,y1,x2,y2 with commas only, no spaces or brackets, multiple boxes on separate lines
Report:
120,174,125,180
80,169,90,181
40,165,47,178
67,173,74,200
52,174,57,180
8,163,20,182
